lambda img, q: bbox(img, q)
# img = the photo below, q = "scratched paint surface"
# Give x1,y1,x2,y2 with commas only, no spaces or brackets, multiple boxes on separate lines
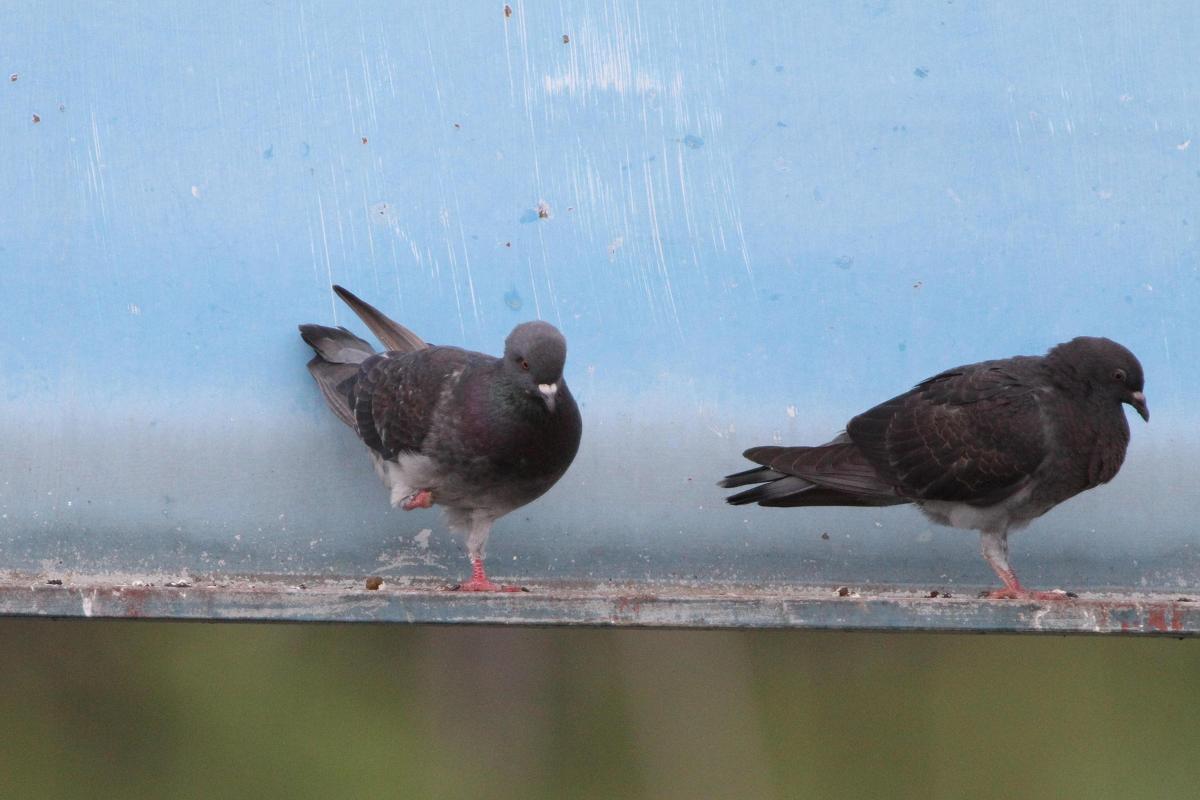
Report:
1,2,1198,615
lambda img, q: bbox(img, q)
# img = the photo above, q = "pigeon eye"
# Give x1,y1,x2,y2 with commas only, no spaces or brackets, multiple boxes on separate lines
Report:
1111,368,1127,383
520,359,530,371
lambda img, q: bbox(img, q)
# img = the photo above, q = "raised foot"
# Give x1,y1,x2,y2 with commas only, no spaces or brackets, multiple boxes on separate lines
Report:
446,579,528,593
401,489,434,511
983,588,1077,601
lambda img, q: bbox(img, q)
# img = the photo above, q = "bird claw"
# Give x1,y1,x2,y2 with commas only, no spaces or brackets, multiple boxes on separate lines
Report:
400,489,434,511
981,587,1076,602
446,579,529,593
446,557,527,592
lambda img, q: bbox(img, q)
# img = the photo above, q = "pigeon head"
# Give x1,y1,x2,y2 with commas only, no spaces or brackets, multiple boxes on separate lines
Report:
503,321,568,412
1048,336,1148,422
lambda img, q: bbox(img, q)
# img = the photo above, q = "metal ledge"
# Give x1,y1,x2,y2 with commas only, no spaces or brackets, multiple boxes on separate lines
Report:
1,573,1196,635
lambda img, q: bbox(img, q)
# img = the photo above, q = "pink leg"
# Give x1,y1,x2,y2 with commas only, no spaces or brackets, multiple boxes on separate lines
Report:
447,558,527,593
980,530,1073,601
401,489,434,511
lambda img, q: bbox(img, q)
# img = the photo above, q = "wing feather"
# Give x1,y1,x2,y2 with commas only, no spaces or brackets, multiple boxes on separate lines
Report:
847,360,1048,505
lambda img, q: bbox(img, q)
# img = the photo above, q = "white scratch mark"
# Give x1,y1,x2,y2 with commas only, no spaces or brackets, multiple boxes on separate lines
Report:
316,194,336,320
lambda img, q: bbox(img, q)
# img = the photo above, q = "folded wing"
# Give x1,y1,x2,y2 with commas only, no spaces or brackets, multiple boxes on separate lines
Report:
723,360,1050,509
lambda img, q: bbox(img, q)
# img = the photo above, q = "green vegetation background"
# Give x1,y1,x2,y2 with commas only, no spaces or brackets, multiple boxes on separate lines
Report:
1,620,1196,798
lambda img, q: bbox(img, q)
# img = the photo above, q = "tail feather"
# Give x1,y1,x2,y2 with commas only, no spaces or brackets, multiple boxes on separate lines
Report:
722,441,907,508
304,359,358,428
727,481,904,508
298,324,376,429
299,324,375,365
718,466,786,488
333,285,427,354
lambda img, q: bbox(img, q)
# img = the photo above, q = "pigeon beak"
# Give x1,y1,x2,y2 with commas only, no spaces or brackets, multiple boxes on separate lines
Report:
1129,391,1149,422
537,383,558,413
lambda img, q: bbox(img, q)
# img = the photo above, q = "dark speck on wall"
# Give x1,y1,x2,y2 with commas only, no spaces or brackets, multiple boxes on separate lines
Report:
8,73,17,82
504,4,512,18
914,67,929,79
683,134,704,149
361,136,368,144
504,287,523,311
562,34,570,44
776,121,788,128
31,113,40,124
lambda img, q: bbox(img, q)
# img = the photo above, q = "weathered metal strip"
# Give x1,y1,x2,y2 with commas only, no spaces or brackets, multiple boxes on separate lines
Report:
1,575,1194,635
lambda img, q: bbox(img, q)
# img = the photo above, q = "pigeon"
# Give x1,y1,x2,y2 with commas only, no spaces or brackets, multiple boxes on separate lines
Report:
721,337,1149,600
300,285,582,592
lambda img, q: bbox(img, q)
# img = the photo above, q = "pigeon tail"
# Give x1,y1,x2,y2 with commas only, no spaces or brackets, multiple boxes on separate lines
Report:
718,465,786,489
299,324,373,428
726,479,906,508
723,443,905,507
333,285,427,354
299,324,375,364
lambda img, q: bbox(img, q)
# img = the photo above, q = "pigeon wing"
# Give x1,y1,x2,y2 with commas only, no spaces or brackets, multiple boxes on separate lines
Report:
847,360,1049,505
350,348,473,459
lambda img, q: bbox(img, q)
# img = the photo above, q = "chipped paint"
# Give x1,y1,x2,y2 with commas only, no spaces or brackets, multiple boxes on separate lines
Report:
2,574,1197,634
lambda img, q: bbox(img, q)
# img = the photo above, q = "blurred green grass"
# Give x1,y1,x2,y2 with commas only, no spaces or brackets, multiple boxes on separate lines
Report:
0,619,1196,799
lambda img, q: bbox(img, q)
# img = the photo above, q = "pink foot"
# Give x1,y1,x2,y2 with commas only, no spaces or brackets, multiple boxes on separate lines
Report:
983,556,1076,601
984,585,1075,602
445,558,528,593
401,489,434,511
449,578,527,593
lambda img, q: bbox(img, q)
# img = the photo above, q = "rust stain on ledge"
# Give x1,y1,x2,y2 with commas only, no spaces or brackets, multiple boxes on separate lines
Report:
0,573,1196,635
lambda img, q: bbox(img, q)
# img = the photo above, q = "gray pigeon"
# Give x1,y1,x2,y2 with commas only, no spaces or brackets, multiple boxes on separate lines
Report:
300,285,582,592
722,337,1148,600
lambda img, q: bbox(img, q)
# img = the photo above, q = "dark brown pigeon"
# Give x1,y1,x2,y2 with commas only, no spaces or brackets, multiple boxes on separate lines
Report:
300,286,582,592
721,337,1148,600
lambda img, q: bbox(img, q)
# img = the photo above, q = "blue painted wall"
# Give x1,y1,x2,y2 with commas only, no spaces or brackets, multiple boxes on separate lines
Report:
2,2,1197,591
